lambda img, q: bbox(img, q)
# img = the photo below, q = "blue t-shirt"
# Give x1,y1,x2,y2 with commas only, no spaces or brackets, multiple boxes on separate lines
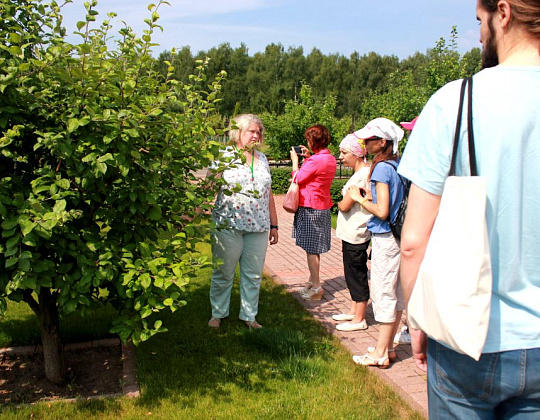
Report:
398,66,540,353
367,160,405,234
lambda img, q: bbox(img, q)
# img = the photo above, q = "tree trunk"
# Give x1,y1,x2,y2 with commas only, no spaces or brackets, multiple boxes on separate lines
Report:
37,288,66,384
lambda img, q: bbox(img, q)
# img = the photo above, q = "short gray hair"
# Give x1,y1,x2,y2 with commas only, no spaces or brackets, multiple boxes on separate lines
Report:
228,114,265,145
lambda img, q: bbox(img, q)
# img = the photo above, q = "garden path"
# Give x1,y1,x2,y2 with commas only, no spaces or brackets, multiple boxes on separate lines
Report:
264,194,428,418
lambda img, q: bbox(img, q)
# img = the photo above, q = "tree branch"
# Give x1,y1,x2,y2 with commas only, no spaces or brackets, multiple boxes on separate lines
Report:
22,290,40,316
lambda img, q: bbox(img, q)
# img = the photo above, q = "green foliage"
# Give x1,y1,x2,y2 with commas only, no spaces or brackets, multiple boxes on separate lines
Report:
462,47,483,76
330,179,348,214
156,36,480,125
425,26,468,93
0,0,228,346
269,167,293,194
261,84,350,160
358,27,481,153
360,69,428,137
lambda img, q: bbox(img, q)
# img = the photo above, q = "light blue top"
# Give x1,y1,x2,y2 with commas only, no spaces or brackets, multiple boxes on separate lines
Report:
367,160,405,234
398,66,540,353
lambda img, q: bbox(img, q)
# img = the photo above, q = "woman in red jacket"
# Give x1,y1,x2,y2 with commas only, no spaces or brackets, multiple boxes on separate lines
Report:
290,124,337,301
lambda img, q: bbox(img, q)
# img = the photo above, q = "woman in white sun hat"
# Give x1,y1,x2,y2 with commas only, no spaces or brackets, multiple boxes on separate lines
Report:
348,117,406,368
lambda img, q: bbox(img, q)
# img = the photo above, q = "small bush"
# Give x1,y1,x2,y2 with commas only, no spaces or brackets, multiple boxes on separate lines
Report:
270,167,293,194
330,179,347,213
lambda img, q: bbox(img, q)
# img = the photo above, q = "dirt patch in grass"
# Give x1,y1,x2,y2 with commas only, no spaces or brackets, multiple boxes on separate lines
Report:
0,344,122,405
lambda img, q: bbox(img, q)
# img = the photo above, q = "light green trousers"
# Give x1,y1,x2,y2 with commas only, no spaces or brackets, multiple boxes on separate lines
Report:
210,228,268,322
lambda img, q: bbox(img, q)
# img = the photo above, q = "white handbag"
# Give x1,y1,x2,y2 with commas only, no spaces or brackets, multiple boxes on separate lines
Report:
407,77,492,361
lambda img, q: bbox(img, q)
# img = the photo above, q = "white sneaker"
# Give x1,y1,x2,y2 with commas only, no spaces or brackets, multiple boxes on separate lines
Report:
336,320,368,331
332,313,355,321
393,326,411,345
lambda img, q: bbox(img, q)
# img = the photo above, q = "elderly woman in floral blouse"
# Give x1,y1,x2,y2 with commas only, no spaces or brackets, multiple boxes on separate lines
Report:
208,114,278,329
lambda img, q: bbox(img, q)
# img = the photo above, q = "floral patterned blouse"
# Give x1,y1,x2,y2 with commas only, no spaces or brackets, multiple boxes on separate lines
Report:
212,148,272,232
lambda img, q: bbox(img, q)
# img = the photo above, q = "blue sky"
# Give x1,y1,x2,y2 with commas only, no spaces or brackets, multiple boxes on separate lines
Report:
60,0,481,59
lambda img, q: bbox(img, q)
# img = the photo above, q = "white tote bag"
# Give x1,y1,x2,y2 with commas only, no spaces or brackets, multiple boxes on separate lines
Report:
407,176,492,360
407,77,492,361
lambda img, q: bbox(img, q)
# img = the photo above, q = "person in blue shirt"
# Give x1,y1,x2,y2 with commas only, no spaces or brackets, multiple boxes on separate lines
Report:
399,0,540,417
348,118,405,368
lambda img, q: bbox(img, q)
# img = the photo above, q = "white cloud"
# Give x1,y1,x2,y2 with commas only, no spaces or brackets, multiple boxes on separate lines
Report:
58,0,479,59
162,0,270,18
64,0,272,20
458,29,481,51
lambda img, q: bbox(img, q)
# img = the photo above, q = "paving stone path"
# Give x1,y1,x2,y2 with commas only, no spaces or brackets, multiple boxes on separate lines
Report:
264,194,428,417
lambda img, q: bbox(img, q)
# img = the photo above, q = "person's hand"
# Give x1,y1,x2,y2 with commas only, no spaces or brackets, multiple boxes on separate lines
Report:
299,145,310,158
269,229,279,245
290,147,299,165
410,328,428,372
348,185,363,203
364,188,372,201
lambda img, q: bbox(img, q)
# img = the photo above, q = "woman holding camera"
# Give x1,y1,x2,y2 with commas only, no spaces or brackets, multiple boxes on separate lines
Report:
348,118,405,368
290,124,337,301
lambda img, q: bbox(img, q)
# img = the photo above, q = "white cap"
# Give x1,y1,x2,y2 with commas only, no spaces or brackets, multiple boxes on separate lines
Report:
354,117,404,154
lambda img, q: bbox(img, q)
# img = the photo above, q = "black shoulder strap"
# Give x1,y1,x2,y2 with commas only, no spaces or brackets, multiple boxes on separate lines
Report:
467,77,477,176
450,76,477,176
382,160,398,170
381,160,409,189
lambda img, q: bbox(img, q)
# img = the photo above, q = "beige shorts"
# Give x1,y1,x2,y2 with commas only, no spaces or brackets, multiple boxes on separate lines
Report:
370,232,404,323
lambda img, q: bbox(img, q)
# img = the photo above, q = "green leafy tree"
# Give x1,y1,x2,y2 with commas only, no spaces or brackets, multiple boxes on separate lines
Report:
262,84,350,160
360,70,429,128
195,43,251,116
358,27,481,151
425,26,468,93
0,0,227,383
462,47,483,76
157,46,195,87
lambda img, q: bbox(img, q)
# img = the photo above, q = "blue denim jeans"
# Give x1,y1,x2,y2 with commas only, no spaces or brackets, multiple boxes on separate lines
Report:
427,338,540,419
210,228,268,322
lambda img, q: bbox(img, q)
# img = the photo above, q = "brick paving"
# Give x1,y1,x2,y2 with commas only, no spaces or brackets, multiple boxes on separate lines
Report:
264,195,428,418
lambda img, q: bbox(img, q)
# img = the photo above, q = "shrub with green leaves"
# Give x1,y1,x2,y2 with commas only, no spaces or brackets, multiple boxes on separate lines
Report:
261,84,350,160
0,0,228,382
330,179,348,214
269,167,293,194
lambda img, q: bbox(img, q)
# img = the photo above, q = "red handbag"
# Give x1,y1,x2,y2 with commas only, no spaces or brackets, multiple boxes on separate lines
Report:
282,173,299,213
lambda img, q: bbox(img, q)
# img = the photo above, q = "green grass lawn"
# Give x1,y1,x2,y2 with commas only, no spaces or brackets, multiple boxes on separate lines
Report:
0,244,422,419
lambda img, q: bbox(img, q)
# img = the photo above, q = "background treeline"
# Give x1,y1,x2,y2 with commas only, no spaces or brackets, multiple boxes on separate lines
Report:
158,29,480,118
157,28,481,159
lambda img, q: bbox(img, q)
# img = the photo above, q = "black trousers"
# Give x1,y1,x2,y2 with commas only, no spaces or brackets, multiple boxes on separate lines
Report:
342,240,370,302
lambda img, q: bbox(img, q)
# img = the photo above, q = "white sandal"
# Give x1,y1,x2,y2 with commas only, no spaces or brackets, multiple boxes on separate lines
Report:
299,281,313,295
368,346,396,362
302,286,323,301
353,352,390,369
